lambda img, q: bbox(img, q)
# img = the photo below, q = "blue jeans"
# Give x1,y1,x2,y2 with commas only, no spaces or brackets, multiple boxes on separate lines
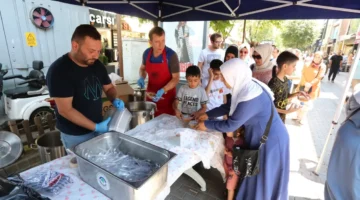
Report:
60,131,101,149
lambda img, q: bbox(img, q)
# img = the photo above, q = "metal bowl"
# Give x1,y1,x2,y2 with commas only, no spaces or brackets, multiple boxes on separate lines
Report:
0,131,23,168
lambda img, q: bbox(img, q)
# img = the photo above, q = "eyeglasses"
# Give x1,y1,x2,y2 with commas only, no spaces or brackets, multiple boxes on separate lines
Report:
252,55,262,60
214,40,223,44
240,51,248,54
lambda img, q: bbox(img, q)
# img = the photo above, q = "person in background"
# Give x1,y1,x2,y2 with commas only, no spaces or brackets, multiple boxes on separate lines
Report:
173,66,208,120
322,52,330,76
224,45,238,62
46,25,125,165
295,51,325,125
137,27,180,116
345,52,354,72
238,43,253,66
195,58,290,200
198,33,225,88
287,49,304,92
224,130,244,200
328,51,343,82
268,51,309,123
205,59,230,120
324,83,360,200
271,45,280,66
251,43,276,84
175,21,194,64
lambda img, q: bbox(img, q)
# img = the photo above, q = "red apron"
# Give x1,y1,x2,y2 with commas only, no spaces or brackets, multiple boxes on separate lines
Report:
145,48,176,116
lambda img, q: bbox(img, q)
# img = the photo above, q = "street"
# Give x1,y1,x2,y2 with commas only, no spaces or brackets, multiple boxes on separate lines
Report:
287,72,349,200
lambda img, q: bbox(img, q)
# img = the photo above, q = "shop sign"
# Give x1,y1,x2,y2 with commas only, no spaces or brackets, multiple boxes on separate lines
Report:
89,9,116,29
122,31,145,39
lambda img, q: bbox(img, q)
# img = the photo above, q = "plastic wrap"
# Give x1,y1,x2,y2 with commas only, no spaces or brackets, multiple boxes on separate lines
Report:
108,108,132,133
23,170,73,196
82,146,160,182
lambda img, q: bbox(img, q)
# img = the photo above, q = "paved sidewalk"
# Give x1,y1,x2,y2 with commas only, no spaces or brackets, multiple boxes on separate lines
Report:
286,72,350,200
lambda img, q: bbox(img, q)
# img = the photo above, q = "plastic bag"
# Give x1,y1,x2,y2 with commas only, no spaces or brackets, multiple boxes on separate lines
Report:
23,170,73,196
108,73,122,85
81,144,160,183
0,175,50,200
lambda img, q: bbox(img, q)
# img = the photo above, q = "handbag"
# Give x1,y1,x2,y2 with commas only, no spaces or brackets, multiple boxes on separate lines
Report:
232,91,274,178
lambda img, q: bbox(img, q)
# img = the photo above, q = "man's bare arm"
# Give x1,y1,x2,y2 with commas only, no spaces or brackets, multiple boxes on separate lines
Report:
163,72,180,92
54,97,96,131
139,64,147,79
103,83,117,103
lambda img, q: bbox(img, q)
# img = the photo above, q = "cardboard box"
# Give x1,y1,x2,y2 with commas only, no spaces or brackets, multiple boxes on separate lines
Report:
102,81,134,116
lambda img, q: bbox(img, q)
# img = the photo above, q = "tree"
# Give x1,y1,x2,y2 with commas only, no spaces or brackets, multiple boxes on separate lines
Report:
210,20,236,41
244,20,284,47
281,20,320,50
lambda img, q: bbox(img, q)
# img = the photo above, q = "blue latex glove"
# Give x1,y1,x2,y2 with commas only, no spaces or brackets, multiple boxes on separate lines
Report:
95,117,111,133
112,98,124,111
137,77,145,88
153,88,165,102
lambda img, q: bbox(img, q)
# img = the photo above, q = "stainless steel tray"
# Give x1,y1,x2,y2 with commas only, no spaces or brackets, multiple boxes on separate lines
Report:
71,132,176,200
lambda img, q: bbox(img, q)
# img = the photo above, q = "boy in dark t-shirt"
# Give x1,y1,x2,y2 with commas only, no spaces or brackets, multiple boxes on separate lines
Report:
268,51,310,122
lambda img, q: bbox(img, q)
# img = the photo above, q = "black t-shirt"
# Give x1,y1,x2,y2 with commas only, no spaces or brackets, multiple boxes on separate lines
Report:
46,54,111,135
268,76,289,122
330,55,343,69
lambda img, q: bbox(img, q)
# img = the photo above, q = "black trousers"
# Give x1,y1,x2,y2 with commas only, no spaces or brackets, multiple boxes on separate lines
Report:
328,67,339,81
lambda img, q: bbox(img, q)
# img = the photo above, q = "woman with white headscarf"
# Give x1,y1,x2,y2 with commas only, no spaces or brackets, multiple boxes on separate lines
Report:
325,84,360,200
195,58,290,200
238,43,254,66
251,43,276,84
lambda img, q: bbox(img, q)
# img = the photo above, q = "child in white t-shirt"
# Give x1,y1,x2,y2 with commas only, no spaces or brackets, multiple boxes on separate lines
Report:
205,59,230,119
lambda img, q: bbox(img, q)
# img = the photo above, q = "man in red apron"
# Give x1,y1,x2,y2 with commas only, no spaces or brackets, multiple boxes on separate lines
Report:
137,27,180,116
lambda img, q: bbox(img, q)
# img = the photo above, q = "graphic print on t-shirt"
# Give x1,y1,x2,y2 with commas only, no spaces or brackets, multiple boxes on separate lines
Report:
182,94,199,114
84,76,102,101
268,76,289,121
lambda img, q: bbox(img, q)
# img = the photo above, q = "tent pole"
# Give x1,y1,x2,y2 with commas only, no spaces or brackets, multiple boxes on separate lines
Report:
314,43,360,175
242,20,246,43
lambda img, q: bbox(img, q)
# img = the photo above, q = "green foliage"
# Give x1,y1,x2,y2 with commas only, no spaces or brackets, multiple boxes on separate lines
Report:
244,20,284,49
281,20,320,50
99,54,109,66
210,20,236,40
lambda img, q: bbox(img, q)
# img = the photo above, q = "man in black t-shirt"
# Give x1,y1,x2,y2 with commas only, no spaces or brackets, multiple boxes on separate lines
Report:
46,25,125,152
328,51,343,82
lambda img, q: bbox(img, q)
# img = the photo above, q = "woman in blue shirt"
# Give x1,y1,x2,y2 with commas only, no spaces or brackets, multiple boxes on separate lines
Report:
195,58,290,200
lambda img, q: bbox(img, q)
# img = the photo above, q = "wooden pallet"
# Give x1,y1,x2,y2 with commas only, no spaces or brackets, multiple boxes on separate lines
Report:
7,114,56,146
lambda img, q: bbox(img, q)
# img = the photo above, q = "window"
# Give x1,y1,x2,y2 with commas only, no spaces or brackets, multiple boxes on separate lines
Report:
332,26,339,39
348,19,360,35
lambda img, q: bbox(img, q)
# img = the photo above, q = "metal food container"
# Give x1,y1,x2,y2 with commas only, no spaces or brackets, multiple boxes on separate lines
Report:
127,101,156,129
71,132,176,200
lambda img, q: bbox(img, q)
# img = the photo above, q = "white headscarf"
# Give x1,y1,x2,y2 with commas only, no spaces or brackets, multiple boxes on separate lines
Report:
220,58,274,116
253,43,274,71
238,43,251,64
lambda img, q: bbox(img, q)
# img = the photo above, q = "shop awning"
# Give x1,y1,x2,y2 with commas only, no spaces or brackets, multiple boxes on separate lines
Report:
54,0,360,21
